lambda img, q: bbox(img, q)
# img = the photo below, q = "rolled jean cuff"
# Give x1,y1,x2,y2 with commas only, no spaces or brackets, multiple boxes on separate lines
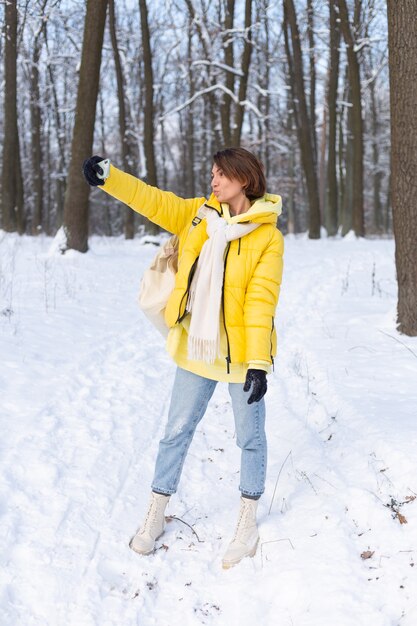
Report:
152,486,175,496
241,491,263,500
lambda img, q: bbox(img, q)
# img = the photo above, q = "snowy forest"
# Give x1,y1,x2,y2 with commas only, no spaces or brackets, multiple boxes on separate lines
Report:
1,1,417,625
1,0,391,239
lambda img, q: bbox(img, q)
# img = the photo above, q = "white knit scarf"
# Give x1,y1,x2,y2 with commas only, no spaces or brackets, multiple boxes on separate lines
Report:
186,209,259,363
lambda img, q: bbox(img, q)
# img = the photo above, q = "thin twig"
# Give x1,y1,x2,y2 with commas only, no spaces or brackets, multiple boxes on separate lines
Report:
268,450,292,515
260,538,295,568
313,473,337,490
166,515,204,543
297,470,318,494
377,329,417,361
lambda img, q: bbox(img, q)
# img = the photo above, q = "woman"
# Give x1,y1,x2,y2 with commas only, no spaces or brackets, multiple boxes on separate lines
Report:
83,147,284,568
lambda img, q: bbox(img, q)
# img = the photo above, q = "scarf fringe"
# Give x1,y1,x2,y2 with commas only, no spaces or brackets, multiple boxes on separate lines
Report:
187,334,219,364
186,283,197,312
185,210,260,364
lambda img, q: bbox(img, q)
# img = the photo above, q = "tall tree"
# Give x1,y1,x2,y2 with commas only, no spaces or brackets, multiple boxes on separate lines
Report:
138,0,157,185
221,0,235,147
1,0,25,234
43,20,67,230
387,0,417,336
108,0,136,239
336,0,364,237
368,59,383,233
139,0,159,235
62,0,108,252
283,0,321,238
325,0,340,235
231,0,253,146
30,0,49,235
365,40,384,234
306,0,317,164
185,19,196,197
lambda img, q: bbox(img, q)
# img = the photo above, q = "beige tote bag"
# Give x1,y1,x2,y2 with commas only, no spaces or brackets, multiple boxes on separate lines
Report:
138,235,179,337
138,204,207,336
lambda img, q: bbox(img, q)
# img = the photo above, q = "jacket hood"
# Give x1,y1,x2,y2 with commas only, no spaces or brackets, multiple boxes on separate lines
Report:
205,192,282,225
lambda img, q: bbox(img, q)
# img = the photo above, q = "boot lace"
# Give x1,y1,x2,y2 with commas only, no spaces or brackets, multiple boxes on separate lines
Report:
231,500,255,543
141,496,164,535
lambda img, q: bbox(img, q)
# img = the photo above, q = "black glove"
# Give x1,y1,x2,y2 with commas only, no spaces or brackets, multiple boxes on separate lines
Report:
82,155,106,186
243,369,267,404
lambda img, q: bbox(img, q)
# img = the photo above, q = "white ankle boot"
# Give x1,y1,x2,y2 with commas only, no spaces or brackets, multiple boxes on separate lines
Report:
222,497,259,569
129,492,170,555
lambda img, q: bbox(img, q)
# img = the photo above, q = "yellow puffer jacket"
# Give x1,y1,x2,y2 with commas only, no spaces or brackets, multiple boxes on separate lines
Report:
102,165,284,378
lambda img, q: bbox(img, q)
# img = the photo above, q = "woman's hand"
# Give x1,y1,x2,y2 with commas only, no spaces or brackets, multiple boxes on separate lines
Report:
243,369,267,404
82,155,106,186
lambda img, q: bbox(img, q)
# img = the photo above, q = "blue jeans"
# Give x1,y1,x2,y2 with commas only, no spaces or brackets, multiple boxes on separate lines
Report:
151,367,267,498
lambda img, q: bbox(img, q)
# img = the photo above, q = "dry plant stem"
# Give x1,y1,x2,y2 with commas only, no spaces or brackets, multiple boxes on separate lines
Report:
297,470,318,494
312,473,337,490
377,328,417,361
268,450,292,515
260,538,295,568
166,515,204,543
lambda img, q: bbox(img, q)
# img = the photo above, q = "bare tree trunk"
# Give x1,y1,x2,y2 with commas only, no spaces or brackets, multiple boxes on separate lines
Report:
283,6,300,234
139,0,157,187
283,0,321,238
286,116,297,234
263,1,271,176
1,0,25,234
232,0,253,146
325,0,340,235
307,0,317,164
139,0,159,234
186,21,195,197
98,90,112,237
387,0,417,335
336,0,364,236
338,65,348,231
385,170,391,233
369,74,383,233
43,24,66,230
341,85,354,235
62,0,108,252
30,43,43,234
30,3,48,235
200,96,209,193
45,116,51,234
318,105,327,221
221,0,235,146
109,0,135,238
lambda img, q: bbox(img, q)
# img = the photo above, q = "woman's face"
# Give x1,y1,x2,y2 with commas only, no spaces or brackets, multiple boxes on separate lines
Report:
211,164,244,204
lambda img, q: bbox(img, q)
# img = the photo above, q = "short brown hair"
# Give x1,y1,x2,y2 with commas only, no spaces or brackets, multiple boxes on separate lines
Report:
213,147,266,201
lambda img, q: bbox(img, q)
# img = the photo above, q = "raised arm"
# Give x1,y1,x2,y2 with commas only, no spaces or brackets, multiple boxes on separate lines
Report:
83,157,206,235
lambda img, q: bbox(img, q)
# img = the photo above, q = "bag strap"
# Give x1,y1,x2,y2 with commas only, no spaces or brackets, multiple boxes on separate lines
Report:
189,202,208,231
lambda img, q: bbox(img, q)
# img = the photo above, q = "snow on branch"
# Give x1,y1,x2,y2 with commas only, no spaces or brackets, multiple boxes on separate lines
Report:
191,60,244,78
253,84,282,97
159,84,264,121
353,37,371,53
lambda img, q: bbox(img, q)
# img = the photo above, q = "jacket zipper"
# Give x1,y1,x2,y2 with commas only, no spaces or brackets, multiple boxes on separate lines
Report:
270,316,275,372
237,238,241,255
204,202,222,216
175,208,218,325
176,256,199,323
222,242,232,373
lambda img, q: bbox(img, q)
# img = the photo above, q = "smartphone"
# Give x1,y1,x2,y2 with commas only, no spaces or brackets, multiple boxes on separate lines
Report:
96,158,110,180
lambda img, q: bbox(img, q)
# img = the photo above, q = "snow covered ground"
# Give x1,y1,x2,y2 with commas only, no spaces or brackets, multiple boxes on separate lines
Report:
1,230,416,626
